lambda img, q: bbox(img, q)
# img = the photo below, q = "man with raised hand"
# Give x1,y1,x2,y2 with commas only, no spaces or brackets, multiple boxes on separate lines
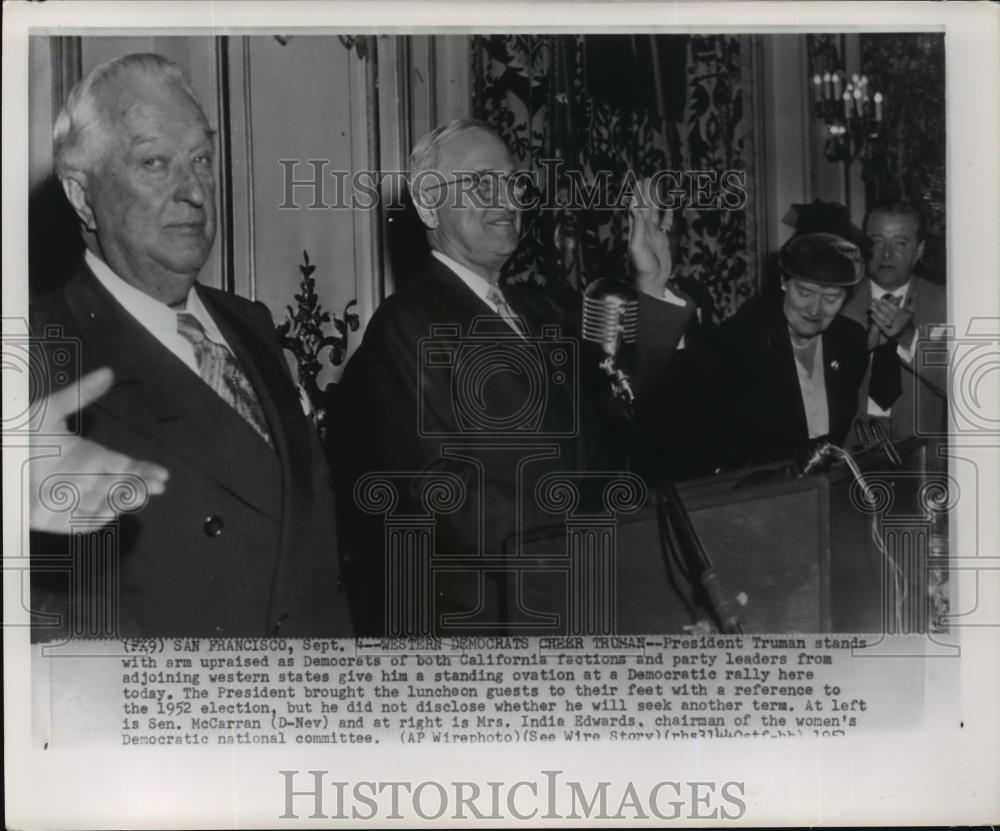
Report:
335,119,693,635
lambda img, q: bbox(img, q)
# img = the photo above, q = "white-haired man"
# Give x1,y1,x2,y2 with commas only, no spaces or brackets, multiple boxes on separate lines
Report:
29,53,350,638
335,119,694,635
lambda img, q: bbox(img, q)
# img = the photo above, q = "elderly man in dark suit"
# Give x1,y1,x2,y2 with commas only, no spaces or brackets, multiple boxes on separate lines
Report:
841,202,948,446
29,53,350,638
335,119,693,635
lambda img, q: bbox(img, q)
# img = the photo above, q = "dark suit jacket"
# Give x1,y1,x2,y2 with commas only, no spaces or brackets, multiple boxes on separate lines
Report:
30,262,351,638
720,296,868,467
333,257,693,634
840,276,948,440
653,294,868,474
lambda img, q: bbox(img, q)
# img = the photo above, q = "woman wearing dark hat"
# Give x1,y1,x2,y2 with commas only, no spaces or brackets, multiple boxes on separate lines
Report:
706,232,869,470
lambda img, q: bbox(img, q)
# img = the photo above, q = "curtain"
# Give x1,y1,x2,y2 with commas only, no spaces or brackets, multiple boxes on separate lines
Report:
472,34,760,321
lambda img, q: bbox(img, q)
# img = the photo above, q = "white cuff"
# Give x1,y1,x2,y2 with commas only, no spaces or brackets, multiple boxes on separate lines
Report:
896,331,916,365
661,285,688,307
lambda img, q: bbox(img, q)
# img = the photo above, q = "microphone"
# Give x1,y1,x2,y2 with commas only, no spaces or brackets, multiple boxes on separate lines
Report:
853,418,903,468
792,439,838,476
734,438,837,489
582,279,639,411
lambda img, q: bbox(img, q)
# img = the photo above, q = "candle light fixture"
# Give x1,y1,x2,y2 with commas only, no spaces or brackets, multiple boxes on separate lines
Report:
810,47,885,166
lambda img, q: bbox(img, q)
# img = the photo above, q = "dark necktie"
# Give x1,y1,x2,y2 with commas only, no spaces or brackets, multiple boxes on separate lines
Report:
176,312,274,446
868,294,903,410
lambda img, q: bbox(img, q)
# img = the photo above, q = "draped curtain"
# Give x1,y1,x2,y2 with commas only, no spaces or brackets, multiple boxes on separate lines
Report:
472,34,760,321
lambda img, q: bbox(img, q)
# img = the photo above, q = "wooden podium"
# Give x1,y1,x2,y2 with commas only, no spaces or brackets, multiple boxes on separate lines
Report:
508,438,937,634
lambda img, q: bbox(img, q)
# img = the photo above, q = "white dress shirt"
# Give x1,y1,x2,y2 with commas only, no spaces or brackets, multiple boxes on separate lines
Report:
430,250,527,336
85,249,234,377
792,335,830,439
431,248,689,339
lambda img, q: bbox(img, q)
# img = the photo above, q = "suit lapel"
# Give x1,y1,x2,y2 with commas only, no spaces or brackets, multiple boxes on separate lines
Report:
421,258,533,338
198,286,311,502
64,267,282,519
422,259,497,325
767,306,810,442
840,280,871,334
822,321,851,440
419,260,578,437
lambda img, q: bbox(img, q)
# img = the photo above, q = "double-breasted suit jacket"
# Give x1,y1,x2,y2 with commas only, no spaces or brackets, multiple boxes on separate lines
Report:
30,262,351,638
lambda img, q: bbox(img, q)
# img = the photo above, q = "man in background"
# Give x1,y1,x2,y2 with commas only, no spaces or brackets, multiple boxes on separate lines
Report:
842,201,948,449
29,53,350,637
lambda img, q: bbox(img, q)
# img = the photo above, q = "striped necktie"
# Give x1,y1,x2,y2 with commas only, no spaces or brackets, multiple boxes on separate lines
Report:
176,312,274,446
486,284,526,337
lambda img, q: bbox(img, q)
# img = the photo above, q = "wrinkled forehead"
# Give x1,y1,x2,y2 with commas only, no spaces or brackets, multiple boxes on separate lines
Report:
436,127,515,174
102,74,211,142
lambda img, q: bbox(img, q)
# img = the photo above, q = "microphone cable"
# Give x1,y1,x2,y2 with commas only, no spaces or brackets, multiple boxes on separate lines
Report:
824,444,906,634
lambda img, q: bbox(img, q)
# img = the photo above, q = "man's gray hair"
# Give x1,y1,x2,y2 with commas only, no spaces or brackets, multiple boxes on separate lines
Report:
408,117,496,190
53,52,204,178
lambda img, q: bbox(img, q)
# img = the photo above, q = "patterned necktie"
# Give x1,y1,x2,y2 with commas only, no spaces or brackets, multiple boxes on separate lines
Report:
176,312,274,446
868,293,903,410
486,284,526,337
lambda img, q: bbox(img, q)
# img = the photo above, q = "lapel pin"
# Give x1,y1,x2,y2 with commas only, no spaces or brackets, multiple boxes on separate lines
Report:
830,360,840,370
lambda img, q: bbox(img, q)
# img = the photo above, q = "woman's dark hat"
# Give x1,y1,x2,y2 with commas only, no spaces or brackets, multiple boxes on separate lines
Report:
783,198,871,256
778,232,863,287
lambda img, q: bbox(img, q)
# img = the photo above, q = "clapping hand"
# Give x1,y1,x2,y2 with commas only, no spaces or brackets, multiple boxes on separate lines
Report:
29,368,169,534
868,295,915,349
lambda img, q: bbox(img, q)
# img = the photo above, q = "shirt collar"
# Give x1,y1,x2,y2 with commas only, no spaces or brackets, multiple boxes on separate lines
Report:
85,249,182,338
84,249,227,346
869,277,911,304
180,283,228,346
431,249,497,305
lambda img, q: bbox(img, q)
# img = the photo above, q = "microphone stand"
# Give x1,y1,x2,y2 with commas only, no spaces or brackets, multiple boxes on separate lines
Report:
656,481,745,635
582,277,744,634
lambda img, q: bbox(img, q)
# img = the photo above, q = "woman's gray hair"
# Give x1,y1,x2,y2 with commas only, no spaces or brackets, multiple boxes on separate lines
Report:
53,53,204,178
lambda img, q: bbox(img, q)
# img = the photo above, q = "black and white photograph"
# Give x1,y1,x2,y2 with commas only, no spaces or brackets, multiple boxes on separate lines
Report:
4,1,998,827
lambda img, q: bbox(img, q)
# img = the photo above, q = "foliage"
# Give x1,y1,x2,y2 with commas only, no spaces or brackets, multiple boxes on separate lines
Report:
472,34,755,319
275,250,359,404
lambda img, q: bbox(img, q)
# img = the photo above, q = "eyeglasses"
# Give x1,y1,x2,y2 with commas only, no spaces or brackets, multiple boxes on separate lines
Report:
415,170,539,207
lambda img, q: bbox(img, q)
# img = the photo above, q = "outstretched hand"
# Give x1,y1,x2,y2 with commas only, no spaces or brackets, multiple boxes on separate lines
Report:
29,368,169,534
628,176,674,297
